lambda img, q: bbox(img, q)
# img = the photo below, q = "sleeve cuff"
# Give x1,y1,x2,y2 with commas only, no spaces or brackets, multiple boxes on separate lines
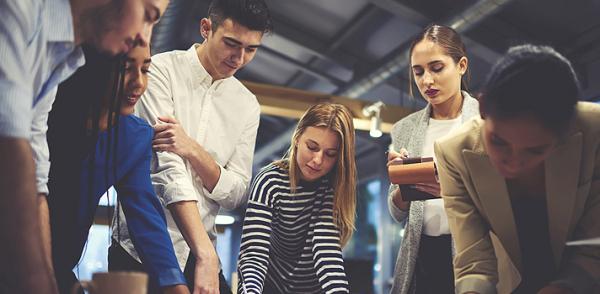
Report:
156,267,187,287
162,179,199,206
202,164,233,201
456,277,496,294
37,183,49,195
35,162,49,195
388,185,408,223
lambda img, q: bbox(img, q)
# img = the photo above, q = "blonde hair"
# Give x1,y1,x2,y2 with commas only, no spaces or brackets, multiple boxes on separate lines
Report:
274,103,357,247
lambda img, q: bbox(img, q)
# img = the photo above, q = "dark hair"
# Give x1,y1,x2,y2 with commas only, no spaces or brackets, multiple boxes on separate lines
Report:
48,46,125,252
480,44,580,132
408,24,469,96
208,0,272,34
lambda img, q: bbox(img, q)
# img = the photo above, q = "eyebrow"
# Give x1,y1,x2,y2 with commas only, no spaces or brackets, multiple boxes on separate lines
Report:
224,37,261,49
411,60,444,68
528,144,551,150
307,139,338,151
126,58,152,64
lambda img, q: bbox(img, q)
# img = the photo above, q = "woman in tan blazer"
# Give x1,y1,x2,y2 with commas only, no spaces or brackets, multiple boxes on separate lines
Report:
435,45,600,294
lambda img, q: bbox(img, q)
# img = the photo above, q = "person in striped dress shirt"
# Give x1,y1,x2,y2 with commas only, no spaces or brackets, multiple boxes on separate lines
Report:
237,103,357,294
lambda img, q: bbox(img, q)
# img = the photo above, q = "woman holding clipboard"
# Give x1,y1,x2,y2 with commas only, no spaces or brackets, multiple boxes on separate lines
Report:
386,24,479,294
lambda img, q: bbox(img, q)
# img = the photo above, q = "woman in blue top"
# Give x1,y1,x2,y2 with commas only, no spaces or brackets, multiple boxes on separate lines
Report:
47,45,189,294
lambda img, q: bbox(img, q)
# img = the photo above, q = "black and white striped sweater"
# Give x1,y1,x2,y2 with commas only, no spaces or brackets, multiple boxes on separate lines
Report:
237,164,349,294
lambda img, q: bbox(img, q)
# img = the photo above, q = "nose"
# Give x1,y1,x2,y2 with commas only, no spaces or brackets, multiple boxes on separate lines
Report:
128,70,144,90
312,151,323,166
232,47,244,64
501,149,526,172
422,71,434,86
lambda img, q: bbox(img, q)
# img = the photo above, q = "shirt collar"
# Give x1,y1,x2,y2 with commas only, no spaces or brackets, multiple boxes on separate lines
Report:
187,44,229,89
45,0,76,43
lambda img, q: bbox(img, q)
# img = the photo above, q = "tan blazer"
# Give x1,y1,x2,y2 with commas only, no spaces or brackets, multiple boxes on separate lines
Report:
434,102,600,294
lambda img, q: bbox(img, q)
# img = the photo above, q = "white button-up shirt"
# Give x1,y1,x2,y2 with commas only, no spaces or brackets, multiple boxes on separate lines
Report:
0,0,85,194
113,44,260,269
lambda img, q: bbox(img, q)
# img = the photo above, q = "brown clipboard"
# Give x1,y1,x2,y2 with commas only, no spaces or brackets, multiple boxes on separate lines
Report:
388,157,438,201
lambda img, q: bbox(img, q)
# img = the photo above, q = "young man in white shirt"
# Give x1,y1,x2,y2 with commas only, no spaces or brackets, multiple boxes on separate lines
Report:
109,0,272,293
0,1,172,293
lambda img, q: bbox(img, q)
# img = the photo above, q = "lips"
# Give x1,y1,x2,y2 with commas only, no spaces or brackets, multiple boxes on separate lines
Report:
224,62,239,71
125,94,141,105
306,165,321,173
424,89,439,97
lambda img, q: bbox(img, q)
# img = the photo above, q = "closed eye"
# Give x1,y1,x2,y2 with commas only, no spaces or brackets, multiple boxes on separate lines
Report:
412,66,424,76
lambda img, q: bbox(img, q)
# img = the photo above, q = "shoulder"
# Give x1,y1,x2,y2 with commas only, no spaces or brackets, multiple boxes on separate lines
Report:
2,0,42,32
436,117,483,161
392,108,425,134
252,164,289,187
575,102,600,134
120,115,153,145
462,91,480,119
147,49,189,78
150,49,186,65
250,164,290,203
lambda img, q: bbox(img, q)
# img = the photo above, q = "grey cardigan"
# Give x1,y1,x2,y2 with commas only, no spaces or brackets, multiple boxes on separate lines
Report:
388,92,479,294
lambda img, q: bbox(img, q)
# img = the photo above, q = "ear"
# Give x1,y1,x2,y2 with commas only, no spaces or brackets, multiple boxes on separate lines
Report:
199,18,212,40
458,56,468,76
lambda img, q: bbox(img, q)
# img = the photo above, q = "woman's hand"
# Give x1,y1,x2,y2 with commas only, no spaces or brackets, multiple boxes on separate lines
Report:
388,148,411,211
387,148,409,166
153,116,197,159
413,182,441,197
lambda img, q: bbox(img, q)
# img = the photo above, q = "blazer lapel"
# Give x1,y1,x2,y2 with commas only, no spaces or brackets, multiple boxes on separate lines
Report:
545,131,583,266
463,149,522,271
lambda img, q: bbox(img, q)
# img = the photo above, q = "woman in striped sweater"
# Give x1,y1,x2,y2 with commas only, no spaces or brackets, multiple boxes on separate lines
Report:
237,103,357,294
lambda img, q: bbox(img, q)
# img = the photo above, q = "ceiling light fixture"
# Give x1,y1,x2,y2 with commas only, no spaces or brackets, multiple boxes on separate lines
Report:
362,101,385,138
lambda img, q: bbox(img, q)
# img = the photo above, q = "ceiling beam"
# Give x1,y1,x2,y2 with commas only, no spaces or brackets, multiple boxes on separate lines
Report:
269,16,360,69
286,4,379,88
243,81,413,134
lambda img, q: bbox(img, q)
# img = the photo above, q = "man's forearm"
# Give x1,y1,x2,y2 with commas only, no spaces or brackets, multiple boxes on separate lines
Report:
167,201,217,261
38,194,54,275
0,138,57,293
184,142,220,193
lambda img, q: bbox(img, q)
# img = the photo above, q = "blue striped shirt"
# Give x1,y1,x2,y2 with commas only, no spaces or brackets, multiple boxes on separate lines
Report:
0,0,85,194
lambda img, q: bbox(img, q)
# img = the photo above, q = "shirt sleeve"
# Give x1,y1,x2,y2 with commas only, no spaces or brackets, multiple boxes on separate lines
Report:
387,184,408,223
136,59,198,206
237,172,275,294
0,0,37,138
312,196,350,294
116,130,186,287
203,102,259,210
387,122,409,223
31,88,55,195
